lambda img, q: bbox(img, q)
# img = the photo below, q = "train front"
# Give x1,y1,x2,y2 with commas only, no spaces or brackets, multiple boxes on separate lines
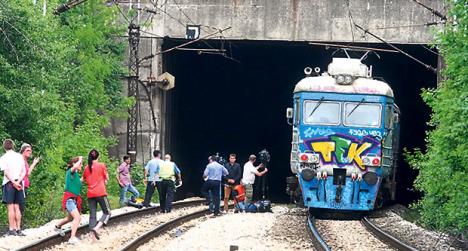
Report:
287,58,397,211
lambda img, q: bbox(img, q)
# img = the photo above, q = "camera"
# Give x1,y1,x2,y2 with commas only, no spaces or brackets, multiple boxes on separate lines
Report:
212,152,227,165
258,149,271,165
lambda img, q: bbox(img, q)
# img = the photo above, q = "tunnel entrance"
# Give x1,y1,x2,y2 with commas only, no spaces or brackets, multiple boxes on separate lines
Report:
161,39,438,205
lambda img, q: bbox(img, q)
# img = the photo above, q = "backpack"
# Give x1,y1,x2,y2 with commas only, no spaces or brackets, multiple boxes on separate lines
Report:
257,200,272,213
245,203,258,213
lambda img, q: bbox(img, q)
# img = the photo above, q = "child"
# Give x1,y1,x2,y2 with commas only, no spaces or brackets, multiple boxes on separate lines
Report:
55,156,83,245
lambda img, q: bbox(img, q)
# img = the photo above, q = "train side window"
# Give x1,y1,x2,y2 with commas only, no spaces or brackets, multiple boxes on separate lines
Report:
385,105,393,128
303,100,340,125
294,98,300,125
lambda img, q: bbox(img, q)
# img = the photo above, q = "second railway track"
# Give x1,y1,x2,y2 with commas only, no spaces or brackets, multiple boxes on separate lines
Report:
15,198,206,251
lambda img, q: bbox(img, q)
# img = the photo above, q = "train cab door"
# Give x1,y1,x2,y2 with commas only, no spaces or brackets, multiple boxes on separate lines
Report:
381,103,398,202
390,105,401,200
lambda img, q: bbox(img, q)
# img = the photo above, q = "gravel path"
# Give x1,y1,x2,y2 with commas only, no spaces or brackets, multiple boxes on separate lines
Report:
138,205,315,251
370,206,466,251
315,219,394,251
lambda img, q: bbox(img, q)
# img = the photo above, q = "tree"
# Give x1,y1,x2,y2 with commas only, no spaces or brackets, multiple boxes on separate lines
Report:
407,0,467,234
0,0,128,227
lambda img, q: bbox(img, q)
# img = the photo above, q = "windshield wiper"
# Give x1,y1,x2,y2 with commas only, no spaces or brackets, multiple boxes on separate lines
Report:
309,97,325,117
347,98,365,117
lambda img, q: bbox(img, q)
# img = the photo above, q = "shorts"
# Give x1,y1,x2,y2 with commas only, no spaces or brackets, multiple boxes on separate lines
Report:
66,198,78,213
2,182,25,205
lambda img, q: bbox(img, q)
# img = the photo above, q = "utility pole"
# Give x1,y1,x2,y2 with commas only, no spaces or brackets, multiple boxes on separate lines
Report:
127,23,140,162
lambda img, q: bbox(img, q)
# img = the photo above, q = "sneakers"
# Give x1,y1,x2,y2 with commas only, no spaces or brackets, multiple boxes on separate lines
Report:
54,225,65,236
16,230,26,236
68,236,80,245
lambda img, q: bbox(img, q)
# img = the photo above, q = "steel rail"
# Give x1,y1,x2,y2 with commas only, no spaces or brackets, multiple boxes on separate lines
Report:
120,208,211,251
15,199,205,251
307,215,331,251
362,216,419,251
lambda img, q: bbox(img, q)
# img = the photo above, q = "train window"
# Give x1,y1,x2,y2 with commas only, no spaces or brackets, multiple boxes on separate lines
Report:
385,105,393,128
344,102,382,128
303,100,340,125
294,98,300,125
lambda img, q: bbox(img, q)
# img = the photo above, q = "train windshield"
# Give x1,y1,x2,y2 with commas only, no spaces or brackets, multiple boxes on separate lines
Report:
303,100,340,125
344,102,382,128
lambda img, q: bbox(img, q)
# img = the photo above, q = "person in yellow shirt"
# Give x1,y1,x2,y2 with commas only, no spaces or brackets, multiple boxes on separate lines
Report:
156,154,182,213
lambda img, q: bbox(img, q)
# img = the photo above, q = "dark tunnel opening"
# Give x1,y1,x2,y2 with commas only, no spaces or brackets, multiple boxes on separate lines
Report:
161,39,438,206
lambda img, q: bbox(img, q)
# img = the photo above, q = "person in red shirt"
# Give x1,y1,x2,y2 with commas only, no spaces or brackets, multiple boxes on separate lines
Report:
82,149,110,240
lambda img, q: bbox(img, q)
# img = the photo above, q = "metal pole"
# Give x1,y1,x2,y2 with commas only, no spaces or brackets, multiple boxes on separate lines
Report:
127,23,140,162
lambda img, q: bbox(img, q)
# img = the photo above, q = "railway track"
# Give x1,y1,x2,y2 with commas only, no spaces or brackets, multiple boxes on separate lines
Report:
308,214,419,251
120,208,211,251
15,199,205,251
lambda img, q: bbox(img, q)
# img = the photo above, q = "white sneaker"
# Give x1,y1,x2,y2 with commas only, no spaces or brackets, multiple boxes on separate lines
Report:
68,237,80,245
54,226,65,237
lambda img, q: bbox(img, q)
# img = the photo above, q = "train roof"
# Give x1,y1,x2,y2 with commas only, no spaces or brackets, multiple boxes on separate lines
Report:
294,58,394,98
293,76,394,98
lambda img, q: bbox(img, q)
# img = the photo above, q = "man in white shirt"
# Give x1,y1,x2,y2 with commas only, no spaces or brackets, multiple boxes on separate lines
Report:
241,154,268,206
1,139,26,236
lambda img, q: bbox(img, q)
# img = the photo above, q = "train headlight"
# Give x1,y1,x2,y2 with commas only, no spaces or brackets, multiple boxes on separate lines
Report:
344,75,353,84
363,157,371,165
310,154,319,163
362,155,381,167
372,158,380,166
336,75,345,84
298,153,319,164
301,169,316,181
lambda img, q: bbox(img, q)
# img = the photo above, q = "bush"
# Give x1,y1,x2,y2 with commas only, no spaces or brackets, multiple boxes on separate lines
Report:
406,0,468,234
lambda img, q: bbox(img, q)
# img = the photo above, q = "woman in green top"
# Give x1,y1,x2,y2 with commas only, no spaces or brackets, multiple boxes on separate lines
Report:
54,156,83,245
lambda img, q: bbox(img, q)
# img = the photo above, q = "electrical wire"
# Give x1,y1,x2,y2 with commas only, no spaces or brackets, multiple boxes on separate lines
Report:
354,23,437,73
345,0,356,42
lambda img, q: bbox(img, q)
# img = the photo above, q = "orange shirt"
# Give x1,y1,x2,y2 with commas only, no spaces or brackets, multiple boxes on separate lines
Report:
83,162,108,198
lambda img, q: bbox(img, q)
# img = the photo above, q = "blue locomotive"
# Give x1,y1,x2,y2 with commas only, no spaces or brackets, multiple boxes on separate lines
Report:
286,57,400,211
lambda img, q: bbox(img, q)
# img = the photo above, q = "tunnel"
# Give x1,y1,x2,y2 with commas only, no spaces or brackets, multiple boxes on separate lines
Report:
161,38,438,205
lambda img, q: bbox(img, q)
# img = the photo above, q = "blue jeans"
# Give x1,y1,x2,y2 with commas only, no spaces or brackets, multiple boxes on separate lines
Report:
120,184,140,205
205,184,222,212
202,180,222,214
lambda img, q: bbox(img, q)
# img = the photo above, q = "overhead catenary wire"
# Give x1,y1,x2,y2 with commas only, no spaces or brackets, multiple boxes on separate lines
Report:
411,0,447,21
354,24,437,73
374,21,445,30
345,0,356,42
308,42,399,53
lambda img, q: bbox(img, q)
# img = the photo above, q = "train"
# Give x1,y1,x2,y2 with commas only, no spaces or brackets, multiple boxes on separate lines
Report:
286,57,400,211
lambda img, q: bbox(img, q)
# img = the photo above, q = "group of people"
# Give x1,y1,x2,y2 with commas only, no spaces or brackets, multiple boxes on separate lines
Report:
0,139,40,237
1,139,267,243
202,153,268,216
139,150,182,213
0,139,111,244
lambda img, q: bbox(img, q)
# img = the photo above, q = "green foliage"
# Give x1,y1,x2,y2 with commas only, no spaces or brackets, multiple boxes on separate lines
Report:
406,0,468,234
0,0,129,228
